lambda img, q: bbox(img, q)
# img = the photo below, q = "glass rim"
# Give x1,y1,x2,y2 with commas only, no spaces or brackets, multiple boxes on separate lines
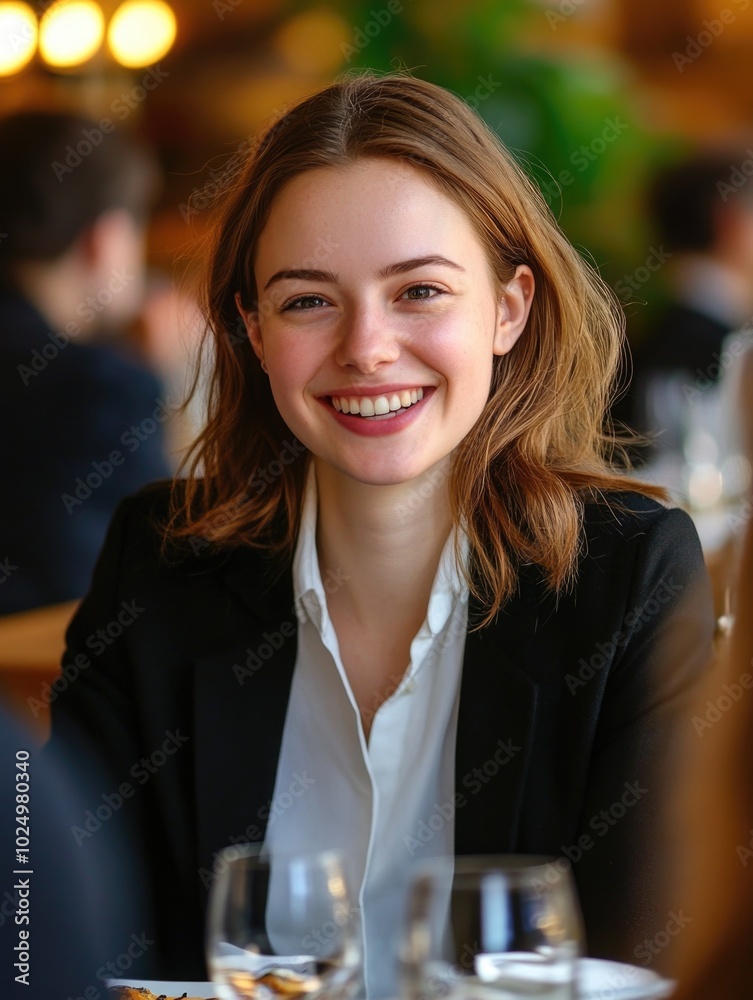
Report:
212,842,346,870
414,853,573,880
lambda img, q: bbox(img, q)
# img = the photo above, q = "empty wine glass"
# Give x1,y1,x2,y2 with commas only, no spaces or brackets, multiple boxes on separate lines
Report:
400,855,583,1000
206,844,362,1000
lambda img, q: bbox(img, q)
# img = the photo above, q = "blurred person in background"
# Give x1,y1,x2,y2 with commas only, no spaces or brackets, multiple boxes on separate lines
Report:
667,517,753,1000
0,109,173,616
626,151,753,450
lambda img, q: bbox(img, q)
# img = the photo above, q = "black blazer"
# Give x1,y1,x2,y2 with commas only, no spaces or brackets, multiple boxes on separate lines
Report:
46,484,715,980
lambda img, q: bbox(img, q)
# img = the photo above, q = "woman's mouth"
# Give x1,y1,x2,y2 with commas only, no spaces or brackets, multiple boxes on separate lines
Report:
330,387,424,420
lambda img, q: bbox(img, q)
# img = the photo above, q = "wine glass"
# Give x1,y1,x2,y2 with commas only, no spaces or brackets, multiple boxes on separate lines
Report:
400,855,584,1000
206,843,362,1000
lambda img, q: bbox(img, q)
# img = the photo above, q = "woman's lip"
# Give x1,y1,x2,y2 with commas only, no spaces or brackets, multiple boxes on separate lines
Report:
318,386,433,436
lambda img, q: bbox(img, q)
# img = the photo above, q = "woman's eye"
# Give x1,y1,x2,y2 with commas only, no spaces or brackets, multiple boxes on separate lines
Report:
282,294,328,311
403,284,444,301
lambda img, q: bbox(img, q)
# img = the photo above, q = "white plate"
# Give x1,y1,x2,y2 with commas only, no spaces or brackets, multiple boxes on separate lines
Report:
108,958,674,1000
578,958,675,999
106,981,218,998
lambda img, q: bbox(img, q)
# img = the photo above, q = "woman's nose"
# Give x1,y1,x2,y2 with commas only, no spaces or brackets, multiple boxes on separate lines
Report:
333,305,401,373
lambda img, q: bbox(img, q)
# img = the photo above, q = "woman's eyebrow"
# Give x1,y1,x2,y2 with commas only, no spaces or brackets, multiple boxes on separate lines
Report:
378,255,466,278
264,268,337,291
263,255,465,292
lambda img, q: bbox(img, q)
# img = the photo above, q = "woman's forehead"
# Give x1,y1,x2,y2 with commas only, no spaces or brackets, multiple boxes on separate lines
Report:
254,159,489,282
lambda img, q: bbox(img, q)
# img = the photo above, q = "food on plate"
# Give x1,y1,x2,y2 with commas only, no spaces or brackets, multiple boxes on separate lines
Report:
107,988,217,1000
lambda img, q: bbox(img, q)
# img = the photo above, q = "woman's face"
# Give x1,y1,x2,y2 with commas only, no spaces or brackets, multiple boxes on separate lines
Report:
240,158,534,490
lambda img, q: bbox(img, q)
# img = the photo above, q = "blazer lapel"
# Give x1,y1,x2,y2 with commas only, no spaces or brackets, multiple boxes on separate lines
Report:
454,594,540,855
193,552,298,896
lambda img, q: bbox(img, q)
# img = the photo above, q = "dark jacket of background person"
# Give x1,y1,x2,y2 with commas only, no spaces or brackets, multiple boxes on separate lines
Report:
0,109,172,615
0,288,170,614
1,705,144,999
45,483,716,981
621,153,753,443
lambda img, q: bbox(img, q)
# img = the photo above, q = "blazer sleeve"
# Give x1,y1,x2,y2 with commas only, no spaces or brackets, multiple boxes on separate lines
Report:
573,505,715,967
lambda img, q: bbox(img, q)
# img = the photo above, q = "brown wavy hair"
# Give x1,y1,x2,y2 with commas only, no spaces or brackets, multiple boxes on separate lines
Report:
168,71,663,624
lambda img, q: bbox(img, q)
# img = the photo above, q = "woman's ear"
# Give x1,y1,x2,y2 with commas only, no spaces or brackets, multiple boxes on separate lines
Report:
235,291,264,363
492,264,535,356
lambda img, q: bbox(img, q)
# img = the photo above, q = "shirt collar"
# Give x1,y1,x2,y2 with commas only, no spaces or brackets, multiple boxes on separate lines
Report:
292,465,469,637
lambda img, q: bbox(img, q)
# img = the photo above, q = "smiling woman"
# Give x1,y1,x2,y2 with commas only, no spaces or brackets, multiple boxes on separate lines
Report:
46,72,715,997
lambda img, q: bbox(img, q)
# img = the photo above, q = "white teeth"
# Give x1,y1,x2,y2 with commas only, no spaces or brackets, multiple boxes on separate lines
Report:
330,388,426,417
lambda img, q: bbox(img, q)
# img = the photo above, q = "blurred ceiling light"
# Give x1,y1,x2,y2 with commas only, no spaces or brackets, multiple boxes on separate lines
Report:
107,0,176,68
275,8,349,75
39,0,105,67
0,2,37,75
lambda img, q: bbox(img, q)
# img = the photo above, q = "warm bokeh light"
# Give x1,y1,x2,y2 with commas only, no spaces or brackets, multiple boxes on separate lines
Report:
39,0,104,67
274,8,350,76
0,2,37,75
107,0,176,68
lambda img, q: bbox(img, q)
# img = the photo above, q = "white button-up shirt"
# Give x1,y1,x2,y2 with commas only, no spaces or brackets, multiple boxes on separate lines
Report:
264,468,469,998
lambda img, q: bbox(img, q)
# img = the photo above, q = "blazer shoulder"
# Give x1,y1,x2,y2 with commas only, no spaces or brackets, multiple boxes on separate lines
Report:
104,479,220,572
108,479,280,581
579,489,702,569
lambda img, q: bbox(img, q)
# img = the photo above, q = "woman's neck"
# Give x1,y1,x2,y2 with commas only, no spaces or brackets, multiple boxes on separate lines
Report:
313,459,454,632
